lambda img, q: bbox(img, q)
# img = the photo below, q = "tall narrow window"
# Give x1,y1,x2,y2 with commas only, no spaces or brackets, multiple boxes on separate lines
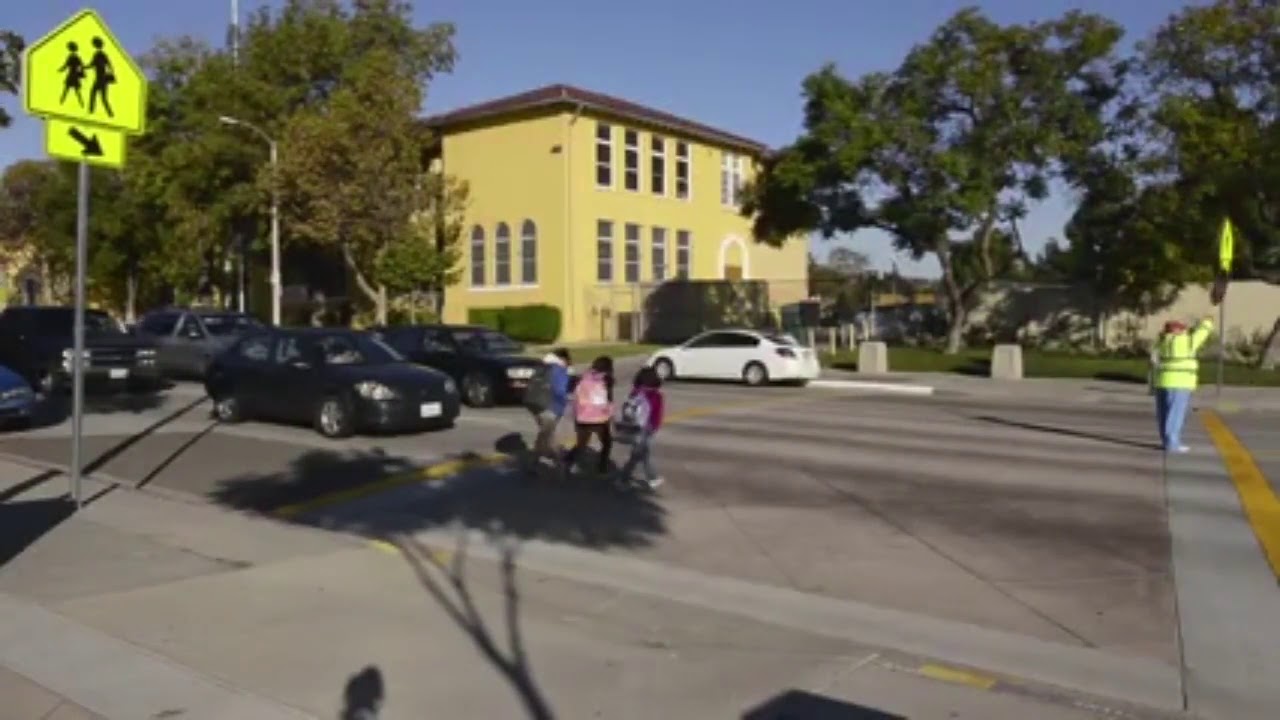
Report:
675,142,690,199
623,129,640,191
469,225,486,287
650,136,666,196
520,220,537,285
720,152,744,206
494,222,511,285
651,227,668,281
595,123,613,188
676,230,691,279
625,223,641,282
596,220,614,282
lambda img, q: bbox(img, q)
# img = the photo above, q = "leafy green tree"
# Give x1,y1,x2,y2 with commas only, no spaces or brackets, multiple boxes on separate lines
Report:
745,8,1125,351
0,31,22,129
376,173,468,308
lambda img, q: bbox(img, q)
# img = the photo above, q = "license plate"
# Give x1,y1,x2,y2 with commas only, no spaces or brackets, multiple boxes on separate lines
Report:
420,402,442,418
109,368,129,379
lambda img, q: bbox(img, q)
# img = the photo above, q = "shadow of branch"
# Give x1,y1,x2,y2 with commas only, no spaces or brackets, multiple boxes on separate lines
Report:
393,530,556,720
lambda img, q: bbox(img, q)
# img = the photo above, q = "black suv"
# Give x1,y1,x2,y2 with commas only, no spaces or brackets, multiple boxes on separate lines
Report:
373,324,543,407
0,306,162,395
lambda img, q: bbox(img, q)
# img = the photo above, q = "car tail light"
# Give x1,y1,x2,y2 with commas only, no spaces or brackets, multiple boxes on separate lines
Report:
775,347,796,359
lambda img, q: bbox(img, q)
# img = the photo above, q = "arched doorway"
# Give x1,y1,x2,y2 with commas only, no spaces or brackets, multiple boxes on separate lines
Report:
718,236,749,280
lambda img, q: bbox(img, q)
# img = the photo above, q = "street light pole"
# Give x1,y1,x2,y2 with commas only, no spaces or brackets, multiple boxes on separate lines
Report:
219,115,281,326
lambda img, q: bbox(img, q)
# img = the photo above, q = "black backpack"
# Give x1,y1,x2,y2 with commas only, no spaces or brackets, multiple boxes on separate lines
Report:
523,364,553,412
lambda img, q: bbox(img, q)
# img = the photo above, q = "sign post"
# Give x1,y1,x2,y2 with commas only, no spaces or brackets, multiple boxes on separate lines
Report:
22,8,148,506
1215,218,1235,399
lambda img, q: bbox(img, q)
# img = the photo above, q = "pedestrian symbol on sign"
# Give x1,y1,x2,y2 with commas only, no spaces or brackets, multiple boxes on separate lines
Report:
87,37,115,118
58,42,86,108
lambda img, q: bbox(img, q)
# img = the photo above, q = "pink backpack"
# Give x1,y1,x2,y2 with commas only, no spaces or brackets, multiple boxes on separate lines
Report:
574,371,612,423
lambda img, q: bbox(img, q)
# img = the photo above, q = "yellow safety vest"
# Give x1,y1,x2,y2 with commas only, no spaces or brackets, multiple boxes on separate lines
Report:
1154,322,1212,390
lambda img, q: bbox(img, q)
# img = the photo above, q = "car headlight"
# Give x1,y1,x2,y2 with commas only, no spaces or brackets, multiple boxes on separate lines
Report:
136,348,157,358
442,377,457,395
355,381,399,401
0,387,34,401
62,348,91,359
506,367,534,380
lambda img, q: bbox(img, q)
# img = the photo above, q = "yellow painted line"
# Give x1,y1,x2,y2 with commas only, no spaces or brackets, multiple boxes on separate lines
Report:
367,539,453,564
1201,410,1280,579
368,539,400,555
917,663,998,690
272,452,508,520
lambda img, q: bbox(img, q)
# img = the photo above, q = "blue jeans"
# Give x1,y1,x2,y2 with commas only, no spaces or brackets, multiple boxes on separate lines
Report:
620,435,658,482
1156,388,1191,450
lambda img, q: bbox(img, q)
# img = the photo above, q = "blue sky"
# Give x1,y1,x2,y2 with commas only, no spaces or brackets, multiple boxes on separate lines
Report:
1,0,1194,277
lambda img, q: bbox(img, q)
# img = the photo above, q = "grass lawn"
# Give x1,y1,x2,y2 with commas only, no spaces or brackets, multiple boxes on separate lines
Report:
822,346,1280,387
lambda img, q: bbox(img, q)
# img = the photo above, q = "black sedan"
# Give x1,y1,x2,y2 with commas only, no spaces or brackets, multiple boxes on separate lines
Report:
374,324,543,408
204,328,460,438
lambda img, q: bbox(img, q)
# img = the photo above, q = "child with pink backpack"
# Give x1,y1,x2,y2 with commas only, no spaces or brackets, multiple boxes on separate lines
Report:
563,356,615,477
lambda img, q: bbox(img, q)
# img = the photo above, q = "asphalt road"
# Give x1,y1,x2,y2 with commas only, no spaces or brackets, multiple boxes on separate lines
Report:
0,379,1179,662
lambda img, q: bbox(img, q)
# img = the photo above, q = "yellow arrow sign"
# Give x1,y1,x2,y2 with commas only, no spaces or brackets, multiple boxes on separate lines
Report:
45,118,127,169
22,9,148,135
1218,217,1235,273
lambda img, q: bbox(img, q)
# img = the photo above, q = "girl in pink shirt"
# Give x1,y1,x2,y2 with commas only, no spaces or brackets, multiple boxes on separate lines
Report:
613,366,666,490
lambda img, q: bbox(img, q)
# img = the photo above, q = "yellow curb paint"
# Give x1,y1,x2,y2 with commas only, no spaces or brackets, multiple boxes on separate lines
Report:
368,539,401,555
367,539,453,565
917,663,998,690
272,452,508,519
1201,410,1280,579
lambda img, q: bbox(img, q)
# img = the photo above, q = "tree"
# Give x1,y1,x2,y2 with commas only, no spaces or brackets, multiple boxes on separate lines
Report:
745,8,1125,351
0,31,22,128
826,247,871,277
376,173,468,308
275,48,439,324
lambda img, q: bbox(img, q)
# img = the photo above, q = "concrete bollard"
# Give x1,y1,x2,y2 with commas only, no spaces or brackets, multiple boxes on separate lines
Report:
990,344,1023,380
858,341,889,374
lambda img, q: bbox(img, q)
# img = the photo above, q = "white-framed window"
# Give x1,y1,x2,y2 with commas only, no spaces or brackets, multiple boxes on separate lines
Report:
721,151,744,206
624,223,641,282
520,220,537,285
623,129,640,191
675,142,690,200
650,136,666,196
676,230,691,279
494,222,511,285
595,123,613,188
651,227,668,281
596,220,614,282
469,225,486,287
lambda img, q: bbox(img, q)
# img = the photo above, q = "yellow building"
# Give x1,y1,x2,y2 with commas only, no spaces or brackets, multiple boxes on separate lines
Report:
425,84,809,343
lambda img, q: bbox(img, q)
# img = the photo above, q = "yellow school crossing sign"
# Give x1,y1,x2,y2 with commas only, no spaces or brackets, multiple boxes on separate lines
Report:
22,8,147,169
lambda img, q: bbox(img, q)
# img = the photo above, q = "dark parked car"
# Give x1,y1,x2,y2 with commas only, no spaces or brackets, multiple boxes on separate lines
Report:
0,364,37,429
134,308,265,378
204,328,460,438
373,324,543,407
0,306,161,395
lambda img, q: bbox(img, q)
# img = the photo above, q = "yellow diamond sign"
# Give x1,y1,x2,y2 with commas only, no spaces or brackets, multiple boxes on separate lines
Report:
22,9,147,135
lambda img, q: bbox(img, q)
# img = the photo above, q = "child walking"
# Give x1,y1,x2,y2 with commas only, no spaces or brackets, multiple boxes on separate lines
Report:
564,356,615,477
612,366,666,490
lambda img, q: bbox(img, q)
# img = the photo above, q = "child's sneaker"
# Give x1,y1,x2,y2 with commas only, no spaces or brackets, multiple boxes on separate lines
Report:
643,476,665,490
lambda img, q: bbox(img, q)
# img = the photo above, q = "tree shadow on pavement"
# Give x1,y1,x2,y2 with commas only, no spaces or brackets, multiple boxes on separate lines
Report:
0,493,75,569
742,688,905,719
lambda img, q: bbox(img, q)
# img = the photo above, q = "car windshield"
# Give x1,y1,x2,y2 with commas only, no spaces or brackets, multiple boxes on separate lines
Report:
201,314,262,336
766,333,798,346
23,309,123,335
316,334,405,366
451,329,521,354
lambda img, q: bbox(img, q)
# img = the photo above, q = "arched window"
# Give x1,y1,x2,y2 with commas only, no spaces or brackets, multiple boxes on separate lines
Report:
494,222,511,286
469,226,486,287
520,220,537,284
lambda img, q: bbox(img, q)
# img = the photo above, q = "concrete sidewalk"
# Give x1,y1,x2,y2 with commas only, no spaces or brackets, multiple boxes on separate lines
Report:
1,459,1162,719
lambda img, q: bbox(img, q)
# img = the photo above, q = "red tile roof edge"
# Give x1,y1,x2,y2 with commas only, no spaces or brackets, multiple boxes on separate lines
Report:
423,84,770,155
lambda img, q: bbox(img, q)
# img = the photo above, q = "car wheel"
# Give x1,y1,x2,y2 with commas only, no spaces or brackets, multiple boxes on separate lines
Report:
653,358,675,381
742,361,769,387
462,372,495,408
212,394,243,424
315,395,355,439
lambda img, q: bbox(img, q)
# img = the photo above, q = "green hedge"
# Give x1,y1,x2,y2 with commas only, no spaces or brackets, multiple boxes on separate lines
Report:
467,304,562,344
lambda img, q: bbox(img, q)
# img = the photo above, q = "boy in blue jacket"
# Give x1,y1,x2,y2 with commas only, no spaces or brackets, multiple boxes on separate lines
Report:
523,347,572,476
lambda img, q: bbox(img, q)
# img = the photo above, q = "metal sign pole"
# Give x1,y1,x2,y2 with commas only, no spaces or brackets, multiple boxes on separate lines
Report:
70,161,89,507
1217,295,1226,398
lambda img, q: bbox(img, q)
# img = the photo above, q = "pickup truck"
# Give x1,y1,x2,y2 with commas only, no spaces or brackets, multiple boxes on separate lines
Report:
0,306,162,395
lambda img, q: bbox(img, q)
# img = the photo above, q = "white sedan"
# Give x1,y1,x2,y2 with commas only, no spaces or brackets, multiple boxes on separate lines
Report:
647,329,821,386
